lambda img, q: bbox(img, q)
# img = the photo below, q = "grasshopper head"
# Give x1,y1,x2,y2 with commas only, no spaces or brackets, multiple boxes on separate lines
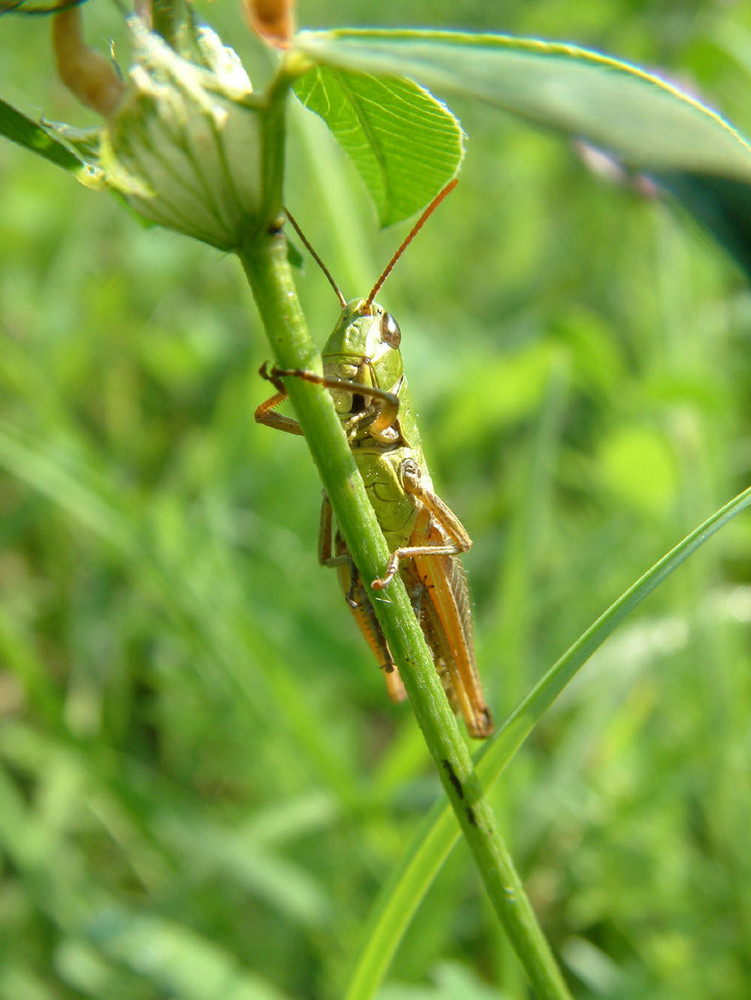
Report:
322,299,403,417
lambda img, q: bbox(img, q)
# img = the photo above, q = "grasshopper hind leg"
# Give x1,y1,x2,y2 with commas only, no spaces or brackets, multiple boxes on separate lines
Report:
319,494,407,703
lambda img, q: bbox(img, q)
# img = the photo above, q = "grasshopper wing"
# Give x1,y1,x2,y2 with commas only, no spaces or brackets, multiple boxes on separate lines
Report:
409,510,493,738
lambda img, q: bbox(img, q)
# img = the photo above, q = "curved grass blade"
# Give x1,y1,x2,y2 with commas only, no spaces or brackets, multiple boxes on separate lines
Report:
344,483,751,1000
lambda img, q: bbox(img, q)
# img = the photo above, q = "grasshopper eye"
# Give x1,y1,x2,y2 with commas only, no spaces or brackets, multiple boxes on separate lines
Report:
381,312,401,348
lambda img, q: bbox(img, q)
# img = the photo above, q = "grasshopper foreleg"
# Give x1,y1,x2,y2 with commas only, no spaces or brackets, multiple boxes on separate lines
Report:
263,364,401,443
254,363,305,436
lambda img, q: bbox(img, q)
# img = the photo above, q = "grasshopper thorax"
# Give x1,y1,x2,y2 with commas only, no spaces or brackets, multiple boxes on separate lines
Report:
323,298,404,403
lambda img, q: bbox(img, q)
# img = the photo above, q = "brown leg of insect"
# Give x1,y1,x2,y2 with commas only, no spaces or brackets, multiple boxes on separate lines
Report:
318,493,350,574
265,364,401,442
319,495,405,699
371,458,472,590
254,363,305,436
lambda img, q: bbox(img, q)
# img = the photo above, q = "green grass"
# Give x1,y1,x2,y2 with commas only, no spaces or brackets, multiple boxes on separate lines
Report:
2,3,751,998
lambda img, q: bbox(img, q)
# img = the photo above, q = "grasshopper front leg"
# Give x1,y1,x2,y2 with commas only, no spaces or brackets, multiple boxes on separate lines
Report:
254,362,305,436
258,364,401,443
254,362,378,437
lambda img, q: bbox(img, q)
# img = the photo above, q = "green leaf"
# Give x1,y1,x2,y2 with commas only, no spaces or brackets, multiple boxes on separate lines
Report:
0,98,85,172
292,65,464,226
295,29,751,273
294,29,751,179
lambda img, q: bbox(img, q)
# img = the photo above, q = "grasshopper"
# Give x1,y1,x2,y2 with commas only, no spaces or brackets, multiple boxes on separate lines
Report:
255,181,493,738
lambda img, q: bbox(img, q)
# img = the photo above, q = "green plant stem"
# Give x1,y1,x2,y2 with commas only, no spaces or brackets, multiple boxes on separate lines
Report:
343,482,751,1000
238,227,572,1000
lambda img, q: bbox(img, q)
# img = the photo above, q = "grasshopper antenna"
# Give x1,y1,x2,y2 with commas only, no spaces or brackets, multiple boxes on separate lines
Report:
285,208,347,308
364,178,458,311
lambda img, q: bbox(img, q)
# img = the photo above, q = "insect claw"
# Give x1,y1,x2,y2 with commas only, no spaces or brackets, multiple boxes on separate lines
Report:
258,361,287,394
371,554,399,590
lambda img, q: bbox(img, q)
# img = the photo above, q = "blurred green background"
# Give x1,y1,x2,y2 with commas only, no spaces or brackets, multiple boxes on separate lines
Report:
2,2,751,998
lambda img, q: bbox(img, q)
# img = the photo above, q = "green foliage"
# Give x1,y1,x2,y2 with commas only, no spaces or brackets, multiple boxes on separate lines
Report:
345,483,751,1000
297,28,751,271
298,27,751,179
8,10,751,268
292,67,464,226
2,2,751,1000
0,97,83,171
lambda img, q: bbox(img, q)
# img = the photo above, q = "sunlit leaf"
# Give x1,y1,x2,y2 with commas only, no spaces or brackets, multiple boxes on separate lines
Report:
295,29,751,272
293,65,464,226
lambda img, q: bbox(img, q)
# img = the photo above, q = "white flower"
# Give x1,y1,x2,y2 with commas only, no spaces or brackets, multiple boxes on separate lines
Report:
100,19,264,250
